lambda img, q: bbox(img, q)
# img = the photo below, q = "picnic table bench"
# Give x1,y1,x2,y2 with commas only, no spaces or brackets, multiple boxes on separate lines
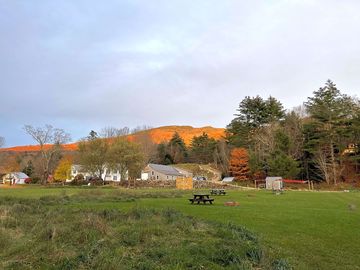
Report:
210,189,226,195
189,194,214,204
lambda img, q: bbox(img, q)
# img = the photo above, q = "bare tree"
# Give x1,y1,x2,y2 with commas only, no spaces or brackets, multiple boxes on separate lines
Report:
24,125,71,184
131,125,152,134
314,148,344,184
0,136,5,148
100,126,130,138
213,139,230,176
132,132,157,164
314,149,332,184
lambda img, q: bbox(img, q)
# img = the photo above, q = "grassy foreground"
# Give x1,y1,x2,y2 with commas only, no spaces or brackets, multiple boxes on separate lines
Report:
0,186,359,269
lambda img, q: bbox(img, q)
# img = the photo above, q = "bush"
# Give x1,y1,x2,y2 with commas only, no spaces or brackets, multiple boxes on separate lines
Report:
31,176,41,184
88,177,104,186
71,174,87,186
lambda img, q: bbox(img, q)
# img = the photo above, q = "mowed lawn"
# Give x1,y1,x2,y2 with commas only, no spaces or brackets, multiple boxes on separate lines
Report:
1,186,359,269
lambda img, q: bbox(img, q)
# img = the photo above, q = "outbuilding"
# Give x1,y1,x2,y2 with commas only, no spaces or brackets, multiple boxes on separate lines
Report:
265,176,283,190
2,172,30,185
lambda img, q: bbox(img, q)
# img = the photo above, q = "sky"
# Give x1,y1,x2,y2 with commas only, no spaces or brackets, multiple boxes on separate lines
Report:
1,0,360,147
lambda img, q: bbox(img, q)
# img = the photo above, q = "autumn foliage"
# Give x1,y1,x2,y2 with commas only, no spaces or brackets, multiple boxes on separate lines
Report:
229,148,250,181
54,156,73,182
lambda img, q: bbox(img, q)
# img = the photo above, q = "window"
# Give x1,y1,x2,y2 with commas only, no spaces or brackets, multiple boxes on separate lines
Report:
157,175,159,180
113,176,117,180
152,171,154,175
167,176,168,179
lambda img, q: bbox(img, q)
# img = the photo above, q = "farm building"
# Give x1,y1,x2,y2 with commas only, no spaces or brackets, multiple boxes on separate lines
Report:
265,176,283,190
2,172,30,185
141,163,191,181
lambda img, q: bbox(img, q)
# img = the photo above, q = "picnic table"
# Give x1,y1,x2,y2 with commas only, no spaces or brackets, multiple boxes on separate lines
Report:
210,189,226,195
189,194,214,204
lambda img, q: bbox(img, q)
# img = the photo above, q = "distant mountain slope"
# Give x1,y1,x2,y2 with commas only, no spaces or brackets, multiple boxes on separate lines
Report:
0,126,225,152
128,125,225,145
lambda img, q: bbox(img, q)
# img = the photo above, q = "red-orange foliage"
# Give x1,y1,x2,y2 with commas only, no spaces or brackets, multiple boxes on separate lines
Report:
229,148,250,181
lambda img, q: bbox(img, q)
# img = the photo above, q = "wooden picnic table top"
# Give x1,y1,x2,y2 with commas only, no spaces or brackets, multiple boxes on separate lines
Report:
192,194,210,197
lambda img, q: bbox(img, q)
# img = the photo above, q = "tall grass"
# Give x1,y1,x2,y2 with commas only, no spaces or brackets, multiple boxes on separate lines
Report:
0,194,290,269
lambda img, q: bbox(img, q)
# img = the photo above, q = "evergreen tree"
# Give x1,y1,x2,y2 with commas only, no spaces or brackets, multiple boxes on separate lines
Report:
22,160,34,177
304,80,357,184
189,132,217,163
226,95,285,147
155,133,188,164
167,132,188,163
156,142,173,165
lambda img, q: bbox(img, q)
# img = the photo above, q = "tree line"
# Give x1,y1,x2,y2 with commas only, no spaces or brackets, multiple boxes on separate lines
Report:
226,80,360,184
2,80,359,185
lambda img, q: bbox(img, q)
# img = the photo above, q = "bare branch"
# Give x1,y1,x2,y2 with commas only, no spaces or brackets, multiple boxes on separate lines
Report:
23,124,71,184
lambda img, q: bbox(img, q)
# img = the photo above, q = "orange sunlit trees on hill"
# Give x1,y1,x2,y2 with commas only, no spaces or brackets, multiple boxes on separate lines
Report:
229,148,250,181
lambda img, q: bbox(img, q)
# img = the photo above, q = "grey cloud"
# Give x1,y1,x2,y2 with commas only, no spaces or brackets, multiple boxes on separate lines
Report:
1,0,360,146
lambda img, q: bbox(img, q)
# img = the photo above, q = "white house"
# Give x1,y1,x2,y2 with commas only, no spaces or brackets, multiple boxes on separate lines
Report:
141,164,192,181
2,172,30,185
70,165,128,182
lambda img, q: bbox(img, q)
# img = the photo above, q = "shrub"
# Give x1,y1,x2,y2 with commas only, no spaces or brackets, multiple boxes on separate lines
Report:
71,174,87,186
30,176,41,184
88,177,104,186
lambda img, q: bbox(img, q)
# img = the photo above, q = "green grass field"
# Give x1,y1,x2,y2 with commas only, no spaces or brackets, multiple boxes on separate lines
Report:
0,186,359,269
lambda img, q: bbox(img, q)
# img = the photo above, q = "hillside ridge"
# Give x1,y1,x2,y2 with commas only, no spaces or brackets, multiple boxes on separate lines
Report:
0,125,225,152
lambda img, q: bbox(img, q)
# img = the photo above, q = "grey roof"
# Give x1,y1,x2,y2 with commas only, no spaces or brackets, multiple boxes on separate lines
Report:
148,164,184,176
10,172,29,178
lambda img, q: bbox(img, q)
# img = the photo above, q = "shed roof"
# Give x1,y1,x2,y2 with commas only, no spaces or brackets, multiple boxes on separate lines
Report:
265,176,283,181
9,172,29,178
148,163,184,176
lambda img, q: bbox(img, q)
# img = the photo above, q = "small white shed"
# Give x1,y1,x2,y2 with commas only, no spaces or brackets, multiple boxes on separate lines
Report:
3,172,30,185
265,176,283,190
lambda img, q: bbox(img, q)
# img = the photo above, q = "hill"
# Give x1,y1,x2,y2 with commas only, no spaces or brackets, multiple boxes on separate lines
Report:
0,126,225,152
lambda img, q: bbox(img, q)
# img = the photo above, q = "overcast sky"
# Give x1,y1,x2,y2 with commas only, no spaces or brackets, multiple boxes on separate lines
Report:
1,0,360,146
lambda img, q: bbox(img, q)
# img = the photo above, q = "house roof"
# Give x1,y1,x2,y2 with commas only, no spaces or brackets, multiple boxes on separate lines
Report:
9,172,29,179
148,163,184,176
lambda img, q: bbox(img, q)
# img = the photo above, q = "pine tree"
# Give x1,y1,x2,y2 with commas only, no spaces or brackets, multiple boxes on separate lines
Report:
305,80,357,184
190,132,217,163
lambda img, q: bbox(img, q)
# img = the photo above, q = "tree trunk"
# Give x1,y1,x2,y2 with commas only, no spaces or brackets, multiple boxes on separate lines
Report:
329,140,337,185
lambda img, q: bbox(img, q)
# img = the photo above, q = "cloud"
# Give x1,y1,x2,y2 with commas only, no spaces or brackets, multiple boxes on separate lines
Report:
0,0,360,146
